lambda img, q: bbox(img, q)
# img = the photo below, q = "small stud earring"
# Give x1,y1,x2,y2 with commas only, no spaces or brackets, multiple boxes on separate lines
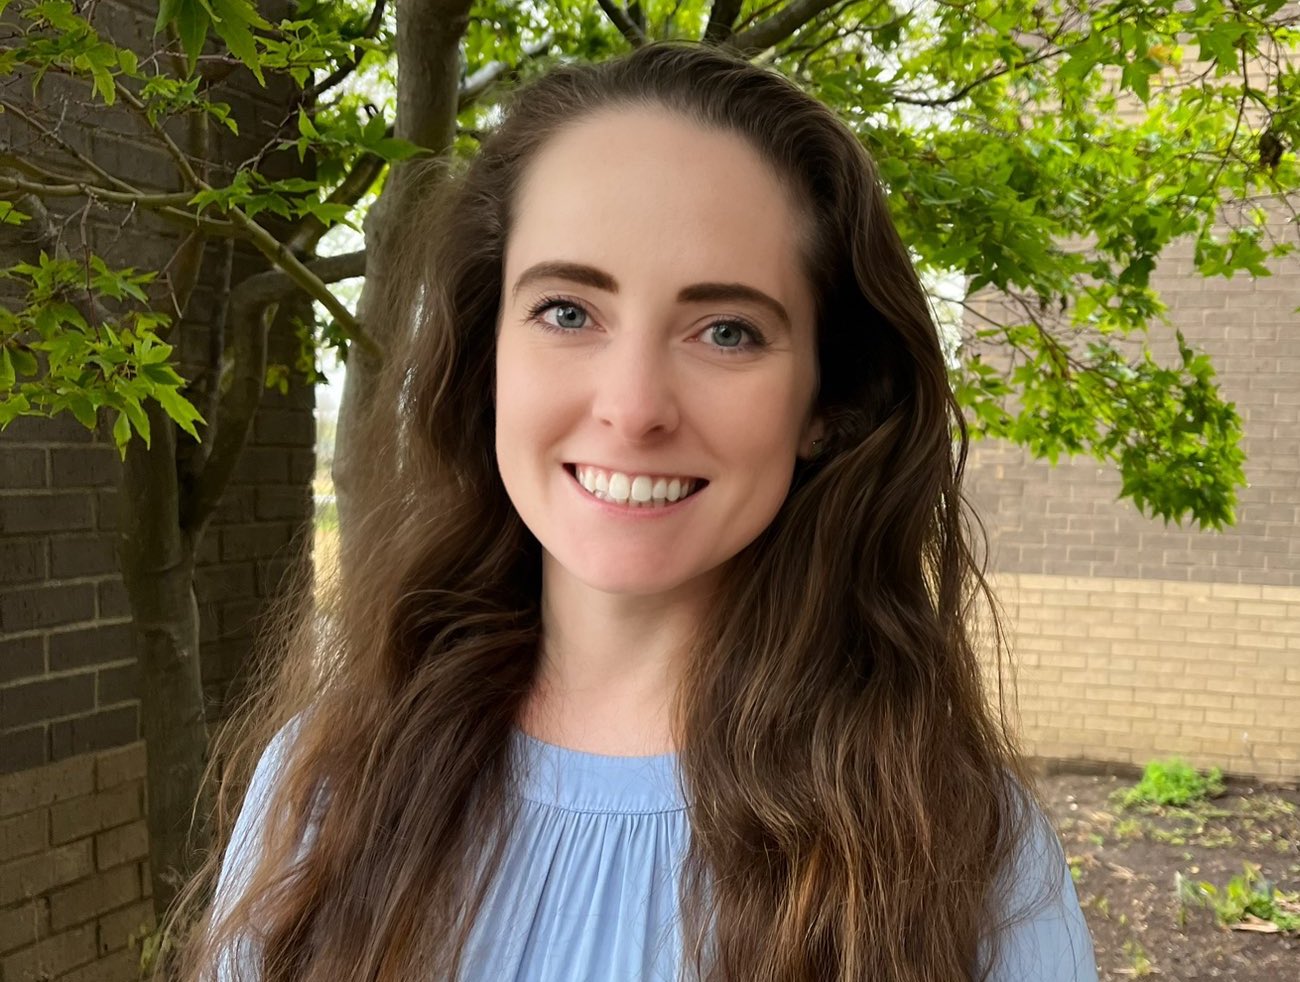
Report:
810,439,823,456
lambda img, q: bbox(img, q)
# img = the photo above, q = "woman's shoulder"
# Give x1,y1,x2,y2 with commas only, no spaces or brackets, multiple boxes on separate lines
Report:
984,772,1099,982
212,713,314,918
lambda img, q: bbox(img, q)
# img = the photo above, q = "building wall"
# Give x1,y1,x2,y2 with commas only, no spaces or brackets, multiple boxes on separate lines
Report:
967,231,1300,783
0,1,314,978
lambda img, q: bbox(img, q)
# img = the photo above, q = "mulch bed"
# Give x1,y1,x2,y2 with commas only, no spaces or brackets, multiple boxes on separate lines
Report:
1038,770,1300,979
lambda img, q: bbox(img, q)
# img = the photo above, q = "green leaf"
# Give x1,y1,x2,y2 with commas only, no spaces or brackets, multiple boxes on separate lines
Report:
123,398,151,447
112,407,131,450
0,392,32,427
362,112,387,144
208,0,265,84
154,0,182,34
156,386,205,440
372,137,424,162
0,348,14,390
297,108,318,138
175,0,209,76
10,347,37,377
67,392,97,429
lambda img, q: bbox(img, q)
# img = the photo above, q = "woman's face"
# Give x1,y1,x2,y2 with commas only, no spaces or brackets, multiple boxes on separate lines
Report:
495,107,823,599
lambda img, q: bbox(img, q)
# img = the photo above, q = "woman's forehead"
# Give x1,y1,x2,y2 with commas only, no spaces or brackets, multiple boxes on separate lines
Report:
505,108,814,319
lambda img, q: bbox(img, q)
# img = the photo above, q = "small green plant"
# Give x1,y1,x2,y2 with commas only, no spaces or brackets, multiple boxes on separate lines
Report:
1117,758,1225,809
1121,939,1153,976
1179,863,1300,933
1114,818,1143,841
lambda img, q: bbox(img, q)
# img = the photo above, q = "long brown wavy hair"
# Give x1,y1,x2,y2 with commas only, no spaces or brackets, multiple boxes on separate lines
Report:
167,39,1053,982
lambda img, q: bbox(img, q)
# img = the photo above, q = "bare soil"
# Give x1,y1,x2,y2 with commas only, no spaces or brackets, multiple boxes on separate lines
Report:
1039,771,1300,980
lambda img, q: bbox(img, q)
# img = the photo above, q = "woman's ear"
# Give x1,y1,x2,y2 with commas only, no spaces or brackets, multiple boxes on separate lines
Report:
798,414,827,461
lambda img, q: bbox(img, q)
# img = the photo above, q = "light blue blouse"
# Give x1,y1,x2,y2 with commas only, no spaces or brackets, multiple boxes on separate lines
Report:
213,724,1098,981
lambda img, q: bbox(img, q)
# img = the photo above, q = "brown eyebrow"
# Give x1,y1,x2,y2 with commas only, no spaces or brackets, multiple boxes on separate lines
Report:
511,260,791,331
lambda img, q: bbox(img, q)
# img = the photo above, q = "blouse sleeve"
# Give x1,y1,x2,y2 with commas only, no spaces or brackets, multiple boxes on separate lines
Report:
208,716,309,981
983,787,1098,982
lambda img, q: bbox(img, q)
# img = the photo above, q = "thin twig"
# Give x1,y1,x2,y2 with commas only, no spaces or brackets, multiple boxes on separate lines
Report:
0,97,140,194
113,78,204,190
597,0,647,46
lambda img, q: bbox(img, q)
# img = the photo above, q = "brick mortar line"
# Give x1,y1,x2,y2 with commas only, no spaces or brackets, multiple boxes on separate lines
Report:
0,665,135,691
92,696,141,713
0,618,133,642
0,660,138,691
0,577,123,590
0,444,108,454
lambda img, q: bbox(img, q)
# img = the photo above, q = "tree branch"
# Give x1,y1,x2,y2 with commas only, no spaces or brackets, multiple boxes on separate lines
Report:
0,167,238,235
889,44,1069,107
459,32,554,108
181,249,366,533
0,169,195,207
180,293,273,537
175,237,232,529
302,0,390,102
728,0,841,55
285,151,386,256
226,250,369,307
396,0,475,154
113,79,204,190
703,0,744,45
597,0,647,46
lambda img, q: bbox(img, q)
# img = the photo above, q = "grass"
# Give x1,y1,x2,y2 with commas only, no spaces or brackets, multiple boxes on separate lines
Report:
1114,758,1225,810
1177,863,1300,934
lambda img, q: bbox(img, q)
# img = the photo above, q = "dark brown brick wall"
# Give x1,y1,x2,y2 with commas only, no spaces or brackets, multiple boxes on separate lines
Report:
964,214,1300,782
0,1,314,978
965,231,1299,588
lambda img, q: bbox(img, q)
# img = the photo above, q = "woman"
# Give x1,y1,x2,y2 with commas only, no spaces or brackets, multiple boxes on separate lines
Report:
172,40,1096,981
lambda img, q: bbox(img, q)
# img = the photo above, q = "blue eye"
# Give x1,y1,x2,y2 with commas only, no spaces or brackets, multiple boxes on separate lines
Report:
696,319,769,354
551,303,587,330
525,295,592,332
707,323,748,349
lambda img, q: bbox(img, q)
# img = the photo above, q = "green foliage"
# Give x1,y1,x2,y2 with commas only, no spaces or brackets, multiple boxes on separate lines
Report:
2,0,1297,530
154,0,271,81
0,254,205,457
1178,863,1300,933
1116,759,1226,810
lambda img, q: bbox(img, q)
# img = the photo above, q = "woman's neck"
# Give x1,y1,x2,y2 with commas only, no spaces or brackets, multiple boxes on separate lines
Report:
520,557,713,756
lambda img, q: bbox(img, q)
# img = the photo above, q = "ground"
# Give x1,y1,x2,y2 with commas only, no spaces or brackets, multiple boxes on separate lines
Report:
1039,770,1300,980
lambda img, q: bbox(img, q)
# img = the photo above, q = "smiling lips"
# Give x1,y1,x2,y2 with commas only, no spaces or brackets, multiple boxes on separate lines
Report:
568,464,705,508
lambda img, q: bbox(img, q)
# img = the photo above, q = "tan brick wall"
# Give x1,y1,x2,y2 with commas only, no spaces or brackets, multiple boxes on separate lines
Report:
983,573,1300,783
0,742,153,981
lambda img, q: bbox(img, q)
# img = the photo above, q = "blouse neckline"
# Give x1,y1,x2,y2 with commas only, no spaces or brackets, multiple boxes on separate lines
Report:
510,727,688,815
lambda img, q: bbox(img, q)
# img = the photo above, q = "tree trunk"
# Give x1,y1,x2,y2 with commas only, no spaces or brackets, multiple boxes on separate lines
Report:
334,0,473,541
118,398,213,918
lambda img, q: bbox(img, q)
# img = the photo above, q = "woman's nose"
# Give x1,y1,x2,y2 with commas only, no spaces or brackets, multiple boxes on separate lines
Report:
589,338,681,441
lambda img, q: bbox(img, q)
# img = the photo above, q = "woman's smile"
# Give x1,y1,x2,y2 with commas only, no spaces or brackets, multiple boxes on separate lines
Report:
563,463,707,516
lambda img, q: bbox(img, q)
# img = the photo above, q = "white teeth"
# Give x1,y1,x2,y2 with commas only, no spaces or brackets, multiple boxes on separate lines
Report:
607,472,631,503
573,466,701,508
